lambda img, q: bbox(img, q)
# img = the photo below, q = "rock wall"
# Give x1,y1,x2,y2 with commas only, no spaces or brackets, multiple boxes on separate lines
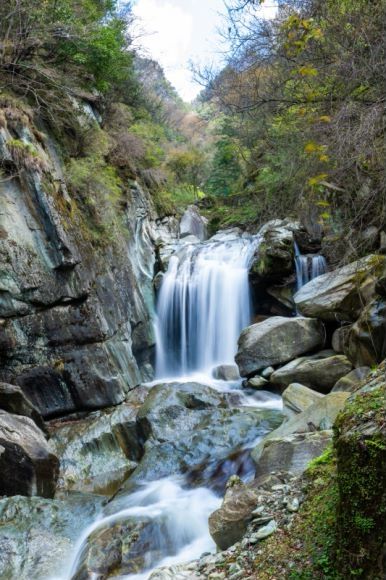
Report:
0,102,175,418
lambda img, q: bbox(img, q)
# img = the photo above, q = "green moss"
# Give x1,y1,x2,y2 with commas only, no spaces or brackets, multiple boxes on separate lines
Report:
7,138,47,172
334,372,386,579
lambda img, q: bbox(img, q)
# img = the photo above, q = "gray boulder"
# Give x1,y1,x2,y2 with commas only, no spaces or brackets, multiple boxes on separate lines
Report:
252,391,350,467
246,376,269,390
332,367,371,393
332,325,351,353
179,205,207,241
282,383,324,418
49,387,148,495
254,430,332,481
236,316,325,377
345,298,386,366
212,364,240,381
270,351,352,393
120,382,282,485
250,219,300,281
294,255,386,321
0,410,59,497
0,494,103,580
209,476,258,550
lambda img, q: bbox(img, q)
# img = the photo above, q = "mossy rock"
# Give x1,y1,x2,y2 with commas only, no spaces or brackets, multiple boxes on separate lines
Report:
334,365,386,579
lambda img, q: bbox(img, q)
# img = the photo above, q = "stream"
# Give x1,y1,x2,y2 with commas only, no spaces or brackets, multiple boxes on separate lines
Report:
43,230,283,579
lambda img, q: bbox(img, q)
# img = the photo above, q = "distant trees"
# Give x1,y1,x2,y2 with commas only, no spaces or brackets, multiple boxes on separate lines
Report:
199,0,386,259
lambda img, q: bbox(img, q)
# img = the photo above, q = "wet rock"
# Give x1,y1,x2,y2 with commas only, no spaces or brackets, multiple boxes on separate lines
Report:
236,316,325,377
0,493,103,580
331,367,371,393
180,205,208,241
0,410,58,497
122,382,282,484
294,254,386,321
266,286,295,311
250,219,300,281
345,298,386,366
332,325,351,353
49,388,148,494
209,476,259,550
261,366,274,379
212,364,240,381
255,519,277,539
73,516,162,578
253,431,333,479
0,382,45,431
246,376,269,390
252,391,350,458
282,383,324,418
270,351,352,394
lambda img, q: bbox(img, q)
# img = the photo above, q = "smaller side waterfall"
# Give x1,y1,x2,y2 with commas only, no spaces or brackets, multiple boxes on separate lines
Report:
294,241,327,290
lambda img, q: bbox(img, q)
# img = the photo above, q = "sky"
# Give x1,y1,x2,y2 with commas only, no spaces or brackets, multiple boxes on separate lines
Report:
132,0,278,102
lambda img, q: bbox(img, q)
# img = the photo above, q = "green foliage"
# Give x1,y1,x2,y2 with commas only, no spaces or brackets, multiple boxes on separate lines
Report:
65,125,124,242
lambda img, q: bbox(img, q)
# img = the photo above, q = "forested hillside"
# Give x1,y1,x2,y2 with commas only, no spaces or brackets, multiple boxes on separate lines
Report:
197,0,385,263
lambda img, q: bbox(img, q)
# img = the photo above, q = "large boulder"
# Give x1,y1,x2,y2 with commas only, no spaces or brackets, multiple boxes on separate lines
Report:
119,382,282,485
282,383,324,418
332,367,371,393
270,351,353,393
0,382,45,431
179,205,207,241
250,219,299,281
0,494,103,579
49,388,148,495
251,391,350,466
236,316,325,377
254,430,332,481
294,255,386,321
0,411,59,497
209,476,258,550
345,298,386,366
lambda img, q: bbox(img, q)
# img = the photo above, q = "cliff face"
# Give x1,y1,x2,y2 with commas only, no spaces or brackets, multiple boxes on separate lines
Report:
0,100,172,418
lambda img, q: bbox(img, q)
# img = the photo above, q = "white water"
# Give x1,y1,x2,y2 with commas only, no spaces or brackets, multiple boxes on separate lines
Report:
53,478,220,580
294,241,327,290
156,233,260,377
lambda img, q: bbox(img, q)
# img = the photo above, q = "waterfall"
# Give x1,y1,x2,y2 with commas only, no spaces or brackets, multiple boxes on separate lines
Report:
155,233,259,378
294,241,327,290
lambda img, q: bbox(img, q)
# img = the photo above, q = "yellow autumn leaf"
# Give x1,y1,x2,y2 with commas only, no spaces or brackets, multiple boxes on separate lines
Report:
304,142,319,153
298,65,318,77
319,115,331,123
320,212,331,219
308,173,328,186
319,154,329,162
316,200,330,207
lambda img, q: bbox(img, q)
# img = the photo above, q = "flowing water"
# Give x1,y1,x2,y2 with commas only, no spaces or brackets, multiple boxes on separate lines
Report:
52,231,283,580
156,232,260,377
294,241,327,290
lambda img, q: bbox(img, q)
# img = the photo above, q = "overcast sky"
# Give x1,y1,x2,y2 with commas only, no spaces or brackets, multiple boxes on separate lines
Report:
132,0,277,102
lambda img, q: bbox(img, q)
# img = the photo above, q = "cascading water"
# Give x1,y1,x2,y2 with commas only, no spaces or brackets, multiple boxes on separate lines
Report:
155,232,259,377
48,230,282,580
294,241,327,290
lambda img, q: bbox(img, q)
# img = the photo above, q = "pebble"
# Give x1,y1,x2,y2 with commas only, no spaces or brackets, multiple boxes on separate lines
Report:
251,505,265,516
287,497,300,512
252,515,274,525
255,519,277,539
